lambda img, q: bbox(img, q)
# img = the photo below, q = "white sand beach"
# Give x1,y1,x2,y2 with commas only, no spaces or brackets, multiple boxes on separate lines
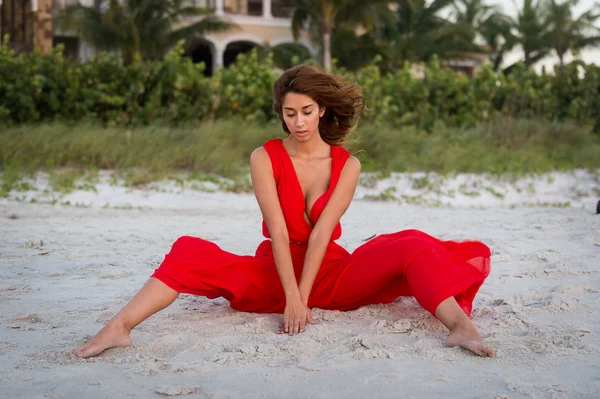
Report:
1,172,599,399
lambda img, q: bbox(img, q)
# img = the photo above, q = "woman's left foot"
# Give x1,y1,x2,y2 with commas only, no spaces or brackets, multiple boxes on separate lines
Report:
446,321,495,357
73,321,131,358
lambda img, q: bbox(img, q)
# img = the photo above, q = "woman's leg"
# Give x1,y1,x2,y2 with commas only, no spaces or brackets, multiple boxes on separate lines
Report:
325,232,495,357
73,277,178,358
435,297,495,357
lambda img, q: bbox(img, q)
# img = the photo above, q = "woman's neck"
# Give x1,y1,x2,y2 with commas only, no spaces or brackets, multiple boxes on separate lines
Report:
284,134,329,160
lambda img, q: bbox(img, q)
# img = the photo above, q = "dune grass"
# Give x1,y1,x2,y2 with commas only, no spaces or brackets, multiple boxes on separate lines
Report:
1,118,599,197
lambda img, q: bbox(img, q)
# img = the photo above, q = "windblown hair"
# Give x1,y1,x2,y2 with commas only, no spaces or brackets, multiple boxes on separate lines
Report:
272,64,366,146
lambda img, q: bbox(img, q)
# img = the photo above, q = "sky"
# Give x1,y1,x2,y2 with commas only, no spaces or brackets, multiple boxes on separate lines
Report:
492,0,600,72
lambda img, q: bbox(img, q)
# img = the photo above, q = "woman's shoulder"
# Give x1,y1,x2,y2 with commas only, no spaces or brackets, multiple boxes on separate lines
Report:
334,144,351,156
342,155,361,174
251,139,281,159
346,155,361,170
262,138,282,150
331,144,353,164
331,145,360,182
250,140,283,180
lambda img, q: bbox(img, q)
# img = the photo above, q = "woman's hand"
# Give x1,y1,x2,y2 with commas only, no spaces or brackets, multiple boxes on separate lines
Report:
278,298,315,335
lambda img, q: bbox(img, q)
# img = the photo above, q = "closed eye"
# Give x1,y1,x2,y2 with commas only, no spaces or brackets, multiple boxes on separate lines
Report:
285,111,312,117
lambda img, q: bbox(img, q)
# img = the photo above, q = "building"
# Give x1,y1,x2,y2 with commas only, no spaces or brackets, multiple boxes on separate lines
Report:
441,52,489,77
0,0,314,75
0,0,54,54
182,0,314,75
1,1,488,76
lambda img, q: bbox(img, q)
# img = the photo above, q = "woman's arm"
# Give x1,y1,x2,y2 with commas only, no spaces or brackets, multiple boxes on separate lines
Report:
250,147,300,302
298,156,361,304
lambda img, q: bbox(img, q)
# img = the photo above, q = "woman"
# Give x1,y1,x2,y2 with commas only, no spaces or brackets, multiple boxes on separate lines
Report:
74,65,495,359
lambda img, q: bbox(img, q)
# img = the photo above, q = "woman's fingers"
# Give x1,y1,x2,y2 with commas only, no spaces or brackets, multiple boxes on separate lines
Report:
278,310,316,335
283,315,290,334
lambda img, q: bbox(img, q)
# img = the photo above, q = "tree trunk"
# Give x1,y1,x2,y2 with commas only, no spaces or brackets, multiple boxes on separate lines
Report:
558,52,565,74
323,30,331,72
493,51,504,72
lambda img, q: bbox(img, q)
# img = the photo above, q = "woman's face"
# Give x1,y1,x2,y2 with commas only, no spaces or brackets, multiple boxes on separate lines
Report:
282,92,325,142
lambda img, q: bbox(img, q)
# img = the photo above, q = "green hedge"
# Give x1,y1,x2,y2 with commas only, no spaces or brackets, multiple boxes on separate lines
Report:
1,37,599,131
351,59,600,132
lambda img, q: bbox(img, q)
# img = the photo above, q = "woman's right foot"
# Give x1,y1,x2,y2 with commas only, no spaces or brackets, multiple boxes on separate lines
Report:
446,320,495,358
73,321,132,358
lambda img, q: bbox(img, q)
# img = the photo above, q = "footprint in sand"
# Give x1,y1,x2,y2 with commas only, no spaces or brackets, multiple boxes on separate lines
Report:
518,293,553,308
518,291,584,312
363,372,401,384
7,314,42,323
154,385,202,397
556,284,598,294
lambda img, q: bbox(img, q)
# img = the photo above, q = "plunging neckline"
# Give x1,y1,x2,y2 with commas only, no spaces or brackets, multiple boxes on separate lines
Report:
279,139,333,226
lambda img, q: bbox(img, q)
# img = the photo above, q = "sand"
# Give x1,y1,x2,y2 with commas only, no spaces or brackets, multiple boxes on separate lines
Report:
1,173,600,398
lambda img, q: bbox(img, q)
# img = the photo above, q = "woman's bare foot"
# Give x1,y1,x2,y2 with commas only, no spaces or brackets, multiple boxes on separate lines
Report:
73,321,132,358
446,321,495,358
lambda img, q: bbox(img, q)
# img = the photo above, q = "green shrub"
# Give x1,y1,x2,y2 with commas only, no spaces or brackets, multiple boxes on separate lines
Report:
1,36,599,133
211,50,278,123
0,38,213,126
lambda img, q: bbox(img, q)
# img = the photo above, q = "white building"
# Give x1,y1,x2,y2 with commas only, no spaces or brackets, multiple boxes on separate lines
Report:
183,0,314,75
0,0,314,75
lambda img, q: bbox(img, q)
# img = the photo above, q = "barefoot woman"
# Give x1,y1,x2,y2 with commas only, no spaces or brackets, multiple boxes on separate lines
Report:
74,65,495,359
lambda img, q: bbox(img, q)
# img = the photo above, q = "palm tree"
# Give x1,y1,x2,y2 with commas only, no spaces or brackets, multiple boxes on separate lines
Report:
479,12,517,71
330,27,386,71
545,0,600,72
510,0,552,69
452,0,498,29
54,0,234,65
453,0,515,72
386,0,482,65
289,0,392,72
262,42,314,70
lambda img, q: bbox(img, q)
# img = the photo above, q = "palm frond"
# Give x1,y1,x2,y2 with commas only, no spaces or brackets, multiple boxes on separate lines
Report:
291,7,312,40
54,3,121,51
168,16,236,45
53,0,235,63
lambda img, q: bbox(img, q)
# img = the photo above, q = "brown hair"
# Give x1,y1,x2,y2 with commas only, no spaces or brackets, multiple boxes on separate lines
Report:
272,64,365,146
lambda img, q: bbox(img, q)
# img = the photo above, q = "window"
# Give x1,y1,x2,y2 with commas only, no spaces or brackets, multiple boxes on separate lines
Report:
247,0,262,16
271,0,291,18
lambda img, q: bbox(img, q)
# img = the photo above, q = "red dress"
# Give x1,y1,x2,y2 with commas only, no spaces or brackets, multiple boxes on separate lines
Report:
152,139,491,316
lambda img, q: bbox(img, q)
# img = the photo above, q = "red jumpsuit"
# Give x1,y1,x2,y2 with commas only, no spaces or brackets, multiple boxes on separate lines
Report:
152,139,491,316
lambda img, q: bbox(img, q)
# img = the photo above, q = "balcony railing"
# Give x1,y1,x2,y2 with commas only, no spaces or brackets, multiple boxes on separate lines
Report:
52,0,102,10
186,0,216,7
189,0,290,18
51,0,292,20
